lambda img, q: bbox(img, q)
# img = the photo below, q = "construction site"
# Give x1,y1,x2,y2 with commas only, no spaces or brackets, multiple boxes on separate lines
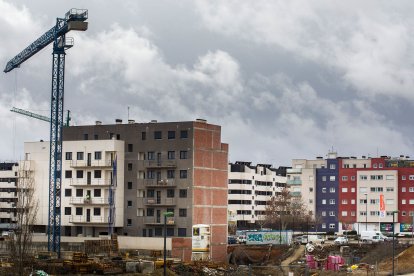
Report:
1,234,414,275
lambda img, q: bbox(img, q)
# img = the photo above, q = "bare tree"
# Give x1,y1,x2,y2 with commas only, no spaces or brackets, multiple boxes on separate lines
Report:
265,188,307,231
8,161,38,275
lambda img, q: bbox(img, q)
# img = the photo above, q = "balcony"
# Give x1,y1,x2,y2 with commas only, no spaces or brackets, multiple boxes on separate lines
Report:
69,160,112,168
70,197,109,205
287,179,302,185
287,168,302,174
142,160,177,168
290,191,301,197
69,179,112,187
143,179,176,188
144,216,176,225
144,198,176,206
69,215,109,224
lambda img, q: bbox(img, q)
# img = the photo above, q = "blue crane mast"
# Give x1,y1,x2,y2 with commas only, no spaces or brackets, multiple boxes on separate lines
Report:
4,9,88,256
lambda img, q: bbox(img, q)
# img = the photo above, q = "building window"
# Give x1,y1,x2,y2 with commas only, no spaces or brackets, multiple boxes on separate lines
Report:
329,176,335,181
65,152,72,160
322,176,326,181
309,187,313,192
180,130,188,138
65,170,72,178
179,189,187,198
402,199,406,204
402,187,406,192
76,207,83,215
386,175,394,180
329,224,335,229
93,208,101,216
329,199,335,204
410,187,414,192
322,199,326,205
410,175,414,180
64,207,71,215
341,211,347,216
94,134,98,140
141,132,146,140
178,228,187,237
167,189,175,198
167,151,175,160
94,189,101,197
127,219,132,226
168,131,175,139
127,201,132,207
65,189,72,197
342,187,348,192
322,223,326,229
167,170,175,179
128,144,133,152
351,211,356,216
330,164,336,169
386,187,394,192
342,199,347,204
180,151,188,159
83,134,88,140
342,176,348,181
180,170,188,179
329,187,335,193
410,199,414,204
147,208,154,216
166,228,174,237
127,182,132,189
321,211,326,216
154,228,162,236
360,175,367,180
94,151,102,160
351,176,356,181
351,199,355,204
351,188,355,192
148,152,155,160
128,163,132,171
76,189,83,197
147,170,155,179
77,152,84,160
76,170,84,178
179,208,187,217
322,188,326,193
402,175,407,180
94,170,101,178
154,131,162,140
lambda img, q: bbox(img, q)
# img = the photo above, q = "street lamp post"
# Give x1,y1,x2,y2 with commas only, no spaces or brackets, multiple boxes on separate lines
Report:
392,210,398,276
163,211,174,276
364,193,368,231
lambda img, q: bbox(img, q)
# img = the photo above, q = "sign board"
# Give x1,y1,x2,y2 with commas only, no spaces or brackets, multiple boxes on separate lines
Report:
246,231,292,245
380,223,394,232
400,223,413,232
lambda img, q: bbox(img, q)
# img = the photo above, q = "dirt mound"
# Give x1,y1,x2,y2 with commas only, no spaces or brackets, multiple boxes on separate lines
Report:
378,244,414,275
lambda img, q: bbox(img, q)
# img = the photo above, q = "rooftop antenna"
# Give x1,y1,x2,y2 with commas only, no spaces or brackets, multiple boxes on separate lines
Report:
127,106,130,121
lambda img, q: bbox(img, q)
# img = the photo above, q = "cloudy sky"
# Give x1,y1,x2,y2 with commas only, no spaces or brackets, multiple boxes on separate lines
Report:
1,0,413,166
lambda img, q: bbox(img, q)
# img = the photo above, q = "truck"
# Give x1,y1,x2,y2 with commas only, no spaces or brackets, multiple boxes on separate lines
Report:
360,231,391,243
301,234,325,244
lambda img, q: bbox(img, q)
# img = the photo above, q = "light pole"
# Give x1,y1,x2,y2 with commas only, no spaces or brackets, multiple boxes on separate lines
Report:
364,193,368,231
392,210,398,276
163,211,174,276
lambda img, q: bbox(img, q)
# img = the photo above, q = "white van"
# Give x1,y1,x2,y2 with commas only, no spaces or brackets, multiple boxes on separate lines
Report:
360,231,391,243
301,234,325,244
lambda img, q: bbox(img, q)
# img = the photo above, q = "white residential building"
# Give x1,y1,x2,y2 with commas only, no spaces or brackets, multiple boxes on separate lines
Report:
228,162,287,229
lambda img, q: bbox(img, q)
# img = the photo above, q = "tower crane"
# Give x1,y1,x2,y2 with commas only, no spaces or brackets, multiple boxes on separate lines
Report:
4,9,88,256
11,107,72,126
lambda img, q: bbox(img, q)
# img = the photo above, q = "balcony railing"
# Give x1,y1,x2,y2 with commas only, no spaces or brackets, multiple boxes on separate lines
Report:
142,160,177,168
69,215,109,224
287,179,302,185
144,216,176,225
287,168,302,174
144,198,176,206
70,197,109,205
143,179,176,188
69,160,112,168
69,179,112,187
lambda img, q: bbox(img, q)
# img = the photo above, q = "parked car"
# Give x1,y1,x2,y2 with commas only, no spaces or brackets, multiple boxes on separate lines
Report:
228,236,237,244
334,237,349,245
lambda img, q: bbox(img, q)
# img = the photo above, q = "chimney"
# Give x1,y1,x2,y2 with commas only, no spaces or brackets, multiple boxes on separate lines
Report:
196,118,207,123
95,121,102,125
128,120,135,124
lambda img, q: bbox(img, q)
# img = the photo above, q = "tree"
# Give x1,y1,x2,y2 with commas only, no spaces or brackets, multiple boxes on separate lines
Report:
264,188,307,231
8,161,38,275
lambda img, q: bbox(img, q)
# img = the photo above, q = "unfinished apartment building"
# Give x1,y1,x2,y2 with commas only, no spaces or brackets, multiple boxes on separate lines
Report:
60,119,229,261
